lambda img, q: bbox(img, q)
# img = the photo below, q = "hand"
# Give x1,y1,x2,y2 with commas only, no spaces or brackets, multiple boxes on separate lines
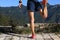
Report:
42,0,47,5
19,3,22,8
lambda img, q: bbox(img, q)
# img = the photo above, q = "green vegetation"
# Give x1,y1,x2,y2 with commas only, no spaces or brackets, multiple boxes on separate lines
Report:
10,24,60,34
14,27,31,34
0,14,10,26
42,24,60,33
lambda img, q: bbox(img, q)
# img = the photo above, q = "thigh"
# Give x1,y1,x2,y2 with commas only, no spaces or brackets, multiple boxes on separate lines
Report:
28,11,35,22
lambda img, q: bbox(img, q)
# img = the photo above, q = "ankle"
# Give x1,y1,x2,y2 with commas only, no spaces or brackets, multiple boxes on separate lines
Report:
32,33,35,35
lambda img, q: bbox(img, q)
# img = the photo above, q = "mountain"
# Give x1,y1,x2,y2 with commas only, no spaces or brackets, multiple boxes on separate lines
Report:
0,4,60,25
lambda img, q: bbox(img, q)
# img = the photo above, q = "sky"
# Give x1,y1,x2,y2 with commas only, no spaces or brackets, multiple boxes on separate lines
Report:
0,0,60,7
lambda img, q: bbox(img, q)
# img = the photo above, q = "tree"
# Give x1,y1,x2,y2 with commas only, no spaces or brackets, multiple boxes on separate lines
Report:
0,14,10,26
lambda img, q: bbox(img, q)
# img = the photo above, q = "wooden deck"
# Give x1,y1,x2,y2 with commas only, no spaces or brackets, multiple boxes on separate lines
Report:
0,33,60,40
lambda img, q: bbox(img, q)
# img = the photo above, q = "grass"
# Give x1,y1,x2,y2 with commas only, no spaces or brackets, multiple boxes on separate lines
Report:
0,24,60,34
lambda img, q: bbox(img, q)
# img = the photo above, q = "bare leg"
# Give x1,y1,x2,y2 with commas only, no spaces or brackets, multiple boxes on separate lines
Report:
28,10,35,35
40,0,48,19
39,5,48,19
43,5,48,18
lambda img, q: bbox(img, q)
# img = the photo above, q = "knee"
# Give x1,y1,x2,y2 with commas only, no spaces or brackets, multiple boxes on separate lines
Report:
45,14,48,18
43,15,48,19
30,19,35,23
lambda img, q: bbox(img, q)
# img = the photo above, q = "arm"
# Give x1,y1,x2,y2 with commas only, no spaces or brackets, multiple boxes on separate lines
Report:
19,0,22,8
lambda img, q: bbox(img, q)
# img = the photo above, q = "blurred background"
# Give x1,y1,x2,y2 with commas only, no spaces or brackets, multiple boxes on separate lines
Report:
0,0,60,34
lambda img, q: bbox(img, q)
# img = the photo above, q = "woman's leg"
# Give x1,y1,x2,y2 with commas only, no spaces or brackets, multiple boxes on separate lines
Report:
28,10,35,37
39,7,48,19
43,5,48,18
40,0,48,19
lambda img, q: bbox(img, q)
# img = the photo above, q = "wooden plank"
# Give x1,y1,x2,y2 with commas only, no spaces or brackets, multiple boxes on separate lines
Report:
8,33,28,40
17,37,22,40
55,33,60,38
42,33,52,40
49,33,60,40
4,36,12,40
35,34,44,40
0,33,60,40
58,34,60,38
0,34,7,40
11,36,19,40
19,34,28,40
20,37,28,40
0,36,5,40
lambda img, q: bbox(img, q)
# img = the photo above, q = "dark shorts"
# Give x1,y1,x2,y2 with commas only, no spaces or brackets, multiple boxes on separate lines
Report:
27,0,43,12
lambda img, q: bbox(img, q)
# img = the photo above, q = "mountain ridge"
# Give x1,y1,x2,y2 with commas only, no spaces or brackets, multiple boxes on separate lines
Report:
0,4,60,25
